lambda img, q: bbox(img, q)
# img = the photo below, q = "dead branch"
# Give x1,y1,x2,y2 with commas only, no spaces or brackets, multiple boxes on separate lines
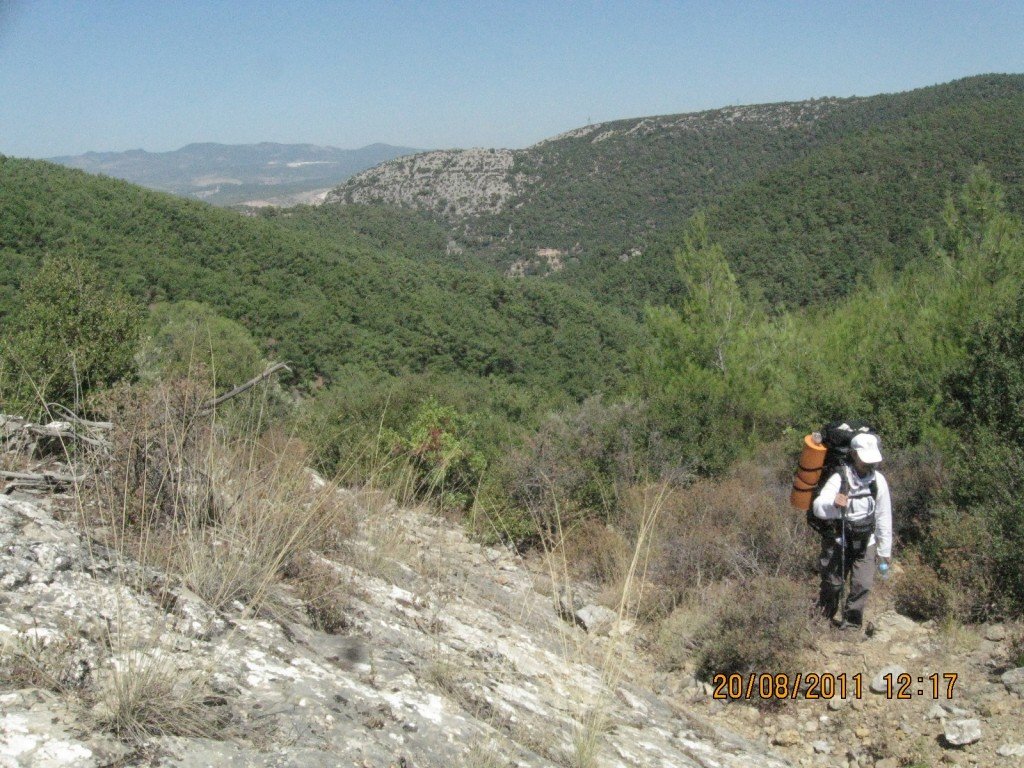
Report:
1,469,88,487
44,403,113,431
23,423,107,448
200,362,291,411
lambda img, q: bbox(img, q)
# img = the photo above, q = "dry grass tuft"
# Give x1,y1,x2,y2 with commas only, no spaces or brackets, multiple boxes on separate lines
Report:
462,740,509,768
170,434,352,616
0,630,91,694
515,479,670,768
569,707,609,768
92,651,215,740
423,659,464,698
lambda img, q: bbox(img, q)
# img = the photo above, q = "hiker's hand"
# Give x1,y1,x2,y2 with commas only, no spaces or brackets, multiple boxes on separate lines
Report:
834,493,848,508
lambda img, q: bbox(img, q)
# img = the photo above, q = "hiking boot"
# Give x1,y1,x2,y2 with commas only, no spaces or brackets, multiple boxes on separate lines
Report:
842,609,864,627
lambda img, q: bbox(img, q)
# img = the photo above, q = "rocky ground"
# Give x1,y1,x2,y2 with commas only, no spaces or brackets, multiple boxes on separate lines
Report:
683,586,1024,768
0,484,789,768
1,478,1021,768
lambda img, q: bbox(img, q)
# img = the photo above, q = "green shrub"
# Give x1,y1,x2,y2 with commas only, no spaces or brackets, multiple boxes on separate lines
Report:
300,368,532,482
928,505,1011,620
1,252,141,414
468,501,538,549
637,213,796,474
138,301,264,388
938,286,1024,617
383,398,487,511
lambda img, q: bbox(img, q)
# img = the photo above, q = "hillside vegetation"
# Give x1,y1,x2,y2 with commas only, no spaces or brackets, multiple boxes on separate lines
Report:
582,91,1024,314
327,75,1024,276
700,94,1024,307
0,156,641,409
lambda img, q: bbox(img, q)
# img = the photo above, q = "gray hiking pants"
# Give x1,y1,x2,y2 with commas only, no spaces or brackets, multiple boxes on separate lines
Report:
817,531,875,626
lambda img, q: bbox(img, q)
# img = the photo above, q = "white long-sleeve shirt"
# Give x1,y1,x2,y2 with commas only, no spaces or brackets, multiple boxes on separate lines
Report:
812,465,893,558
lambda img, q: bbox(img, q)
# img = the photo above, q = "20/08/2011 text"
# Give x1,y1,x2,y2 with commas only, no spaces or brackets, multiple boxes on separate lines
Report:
712,672,863,700
711,672,959,700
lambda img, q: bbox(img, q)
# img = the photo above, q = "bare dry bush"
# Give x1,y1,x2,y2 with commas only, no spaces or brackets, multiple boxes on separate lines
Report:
94,378,218,532
501,397,680,540
288,554,353,634
562,519,632,583
1009,630,1024,667
634,453,819,688
649,459,810,612
86,380,356,618
693,577,815,705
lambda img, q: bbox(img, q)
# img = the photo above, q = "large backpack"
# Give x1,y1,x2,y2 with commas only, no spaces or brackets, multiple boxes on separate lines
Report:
792,420,878,533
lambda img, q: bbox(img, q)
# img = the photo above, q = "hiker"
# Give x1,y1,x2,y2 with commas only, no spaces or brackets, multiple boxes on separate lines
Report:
811,432,892,630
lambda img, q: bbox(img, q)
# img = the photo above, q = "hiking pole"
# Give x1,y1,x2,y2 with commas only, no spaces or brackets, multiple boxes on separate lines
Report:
837,471,850,626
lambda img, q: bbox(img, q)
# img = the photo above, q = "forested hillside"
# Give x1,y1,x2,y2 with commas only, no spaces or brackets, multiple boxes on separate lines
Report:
324,74,1024,315
565,91,1024,313
0,157,641,405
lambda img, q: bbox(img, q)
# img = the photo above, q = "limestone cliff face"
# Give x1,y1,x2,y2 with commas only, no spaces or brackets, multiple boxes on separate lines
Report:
326,148,529,218
0,492,792,767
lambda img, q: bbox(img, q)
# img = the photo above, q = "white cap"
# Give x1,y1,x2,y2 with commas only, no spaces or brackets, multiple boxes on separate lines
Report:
850,433,883,464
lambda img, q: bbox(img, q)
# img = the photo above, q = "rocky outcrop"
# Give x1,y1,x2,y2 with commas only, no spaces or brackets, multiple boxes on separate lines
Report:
327,148,528,217
0,492,792,767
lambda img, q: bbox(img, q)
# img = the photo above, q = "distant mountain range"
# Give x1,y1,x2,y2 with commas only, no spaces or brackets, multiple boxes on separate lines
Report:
48,142,419,207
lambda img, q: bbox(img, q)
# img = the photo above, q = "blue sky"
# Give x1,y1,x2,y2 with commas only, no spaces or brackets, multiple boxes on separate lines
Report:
2,0,1023,157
